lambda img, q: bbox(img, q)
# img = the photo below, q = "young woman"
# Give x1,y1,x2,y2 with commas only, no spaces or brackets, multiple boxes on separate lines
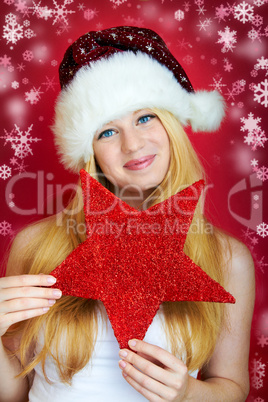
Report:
0,26,255,401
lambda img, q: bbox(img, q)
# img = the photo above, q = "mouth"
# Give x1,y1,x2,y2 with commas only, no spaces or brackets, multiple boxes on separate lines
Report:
123,155,156,171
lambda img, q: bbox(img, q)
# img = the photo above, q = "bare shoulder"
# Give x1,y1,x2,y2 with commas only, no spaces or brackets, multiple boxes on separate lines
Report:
219,234,255,294
6,217,55,277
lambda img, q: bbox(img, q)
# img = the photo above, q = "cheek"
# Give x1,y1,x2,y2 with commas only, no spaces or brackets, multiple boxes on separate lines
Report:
94,147,116,174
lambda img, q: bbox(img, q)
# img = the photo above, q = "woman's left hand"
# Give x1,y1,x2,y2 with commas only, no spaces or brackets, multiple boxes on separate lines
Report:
118,339,189,401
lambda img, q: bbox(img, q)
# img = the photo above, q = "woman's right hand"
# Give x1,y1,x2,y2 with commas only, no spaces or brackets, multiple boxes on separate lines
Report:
0,275,62,337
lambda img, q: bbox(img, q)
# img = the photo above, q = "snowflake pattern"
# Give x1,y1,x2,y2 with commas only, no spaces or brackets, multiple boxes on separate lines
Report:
1,6,268,397
244,128,267,150
175,10,185,22
215,4,230,22
257,222,268,238
51,0,75,25
0,164,12,180
256,166,268,182
109,0,127,6
0,54,12,67
3,13,23,44
25,86,43,104
217,26,237,52
241,113,262,134
250,358,266,390
234,1,254,24
0,221,12,236
1,125,41,161
257,334,268,347
254,79,268,107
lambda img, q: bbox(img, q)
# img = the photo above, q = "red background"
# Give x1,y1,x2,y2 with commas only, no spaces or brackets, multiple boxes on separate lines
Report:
0,0,267,399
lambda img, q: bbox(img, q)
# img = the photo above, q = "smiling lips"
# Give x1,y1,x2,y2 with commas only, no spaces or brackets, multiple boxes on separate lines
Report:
123,155,156,170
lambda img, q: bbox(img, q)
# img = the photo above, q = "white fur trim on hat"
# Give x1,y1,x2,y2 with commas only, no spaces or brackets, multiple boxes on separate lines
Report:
52,51,225,172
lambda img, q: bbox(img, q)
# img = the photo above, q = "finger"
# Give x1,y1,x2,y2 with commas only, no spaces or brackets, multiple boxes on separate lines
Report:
0,297,56,314
0,307,51,330
122,372,163,401
0,286,62,302
119,348,166,384
119,359,167,399
128,339,186,372
0,275,57,289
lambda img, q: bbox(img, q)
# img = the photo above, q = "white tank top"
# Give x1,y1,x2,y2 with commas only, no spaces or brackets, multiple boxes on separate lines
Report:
28,307,198,401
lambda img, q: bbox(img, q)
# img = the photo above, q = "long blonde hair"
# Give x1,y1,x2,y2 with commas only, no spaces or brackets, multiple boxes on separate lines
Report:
6,109,228,383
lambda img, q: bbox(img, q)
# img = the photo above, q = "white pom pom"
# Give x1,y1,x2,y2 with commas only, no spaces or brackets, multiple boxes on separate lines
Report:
188,90,226,132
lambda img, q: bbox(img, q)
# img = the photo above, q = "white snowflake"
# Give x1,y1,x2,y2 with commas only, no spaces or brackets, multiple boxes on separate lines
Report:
39,6,53,20
25,87,43,104
3,13,23,44
256,166,268,182
1,125,41,159
234,1,254,24
51,0,75,25
255,56,268,71
0,221,12,236
217,26,237,52
175,9,185,22
24,28,36,39
196,5,206,15
0,164,12,180
250,357,265,389
209,77,227,93
244,128,267,150
248,27,262,42
109,0,127,6
251,158,259,168
254,79,268,107
241,112,261,134
197,18,212,31
11,80,19,89
254,0,266,5
257,222,268,237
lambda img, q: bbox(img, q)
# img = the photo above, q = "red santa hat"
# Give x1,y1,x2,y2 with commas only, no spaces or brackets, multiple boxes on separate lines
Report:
52,26,225,172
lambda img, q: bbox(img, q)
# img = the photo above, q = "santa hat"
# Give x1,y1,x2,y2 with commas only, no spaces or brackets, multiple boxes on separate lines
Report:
52,26,225,173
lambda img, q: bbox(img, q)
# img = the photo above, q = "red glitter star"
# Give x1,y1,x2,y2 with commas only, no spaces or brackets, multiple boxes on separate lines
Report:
51,169,235,349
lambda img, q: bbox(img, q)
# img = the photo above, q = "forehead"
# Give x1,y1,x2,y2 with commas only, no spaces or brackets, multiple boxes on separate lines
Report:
101,109,153,128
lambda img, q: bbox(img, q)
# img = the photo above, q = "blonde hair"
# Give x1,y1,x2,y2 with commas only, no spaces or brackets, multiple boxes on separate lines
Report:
6,109,228,383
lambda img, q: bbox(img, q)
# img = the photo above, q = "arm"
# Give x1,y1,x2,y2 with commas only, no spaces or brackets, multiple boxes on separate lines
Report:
118,238,255,401
0,226,62,402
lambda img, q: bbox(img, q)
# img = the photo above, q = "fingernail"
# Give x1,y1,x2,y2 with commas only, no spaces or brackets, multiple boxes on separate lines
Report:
47,276,56,284
53,290,62,298
48,299,56,306
129,340,136,348
43,307,50,312
119,360,126,368
119,350,128,358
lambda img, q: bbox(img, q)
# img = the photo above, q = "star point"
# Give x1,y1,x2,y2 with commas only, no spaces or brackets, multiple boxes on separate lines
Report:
51,170,235,348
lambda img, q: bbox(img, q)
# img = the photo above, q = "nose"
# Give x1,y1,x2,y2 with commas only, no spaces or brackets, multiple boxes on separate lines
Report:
120,126,145,154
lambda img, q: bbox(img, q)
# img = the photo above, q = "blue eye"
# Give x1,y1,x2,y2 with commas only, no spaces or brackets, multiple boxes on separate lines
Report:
98,129,115,139
138,115,155,124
